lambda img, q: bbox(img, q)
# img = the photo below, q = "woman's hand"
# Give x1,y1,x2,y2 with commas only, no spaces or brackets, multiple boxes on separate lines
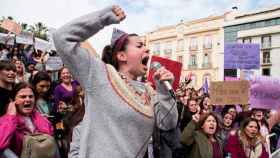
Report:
153,67,175,84
112,5,126,22
6,101,18,115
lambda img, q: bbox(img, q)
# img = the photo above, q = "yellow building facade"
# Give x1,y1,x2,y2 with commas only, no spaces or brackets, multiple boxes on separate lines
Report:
144,13,229,89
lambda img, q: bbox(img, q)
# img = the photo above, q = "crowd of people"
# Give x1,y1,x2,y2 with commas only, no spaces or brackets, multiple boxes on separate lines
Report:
0,5,280,158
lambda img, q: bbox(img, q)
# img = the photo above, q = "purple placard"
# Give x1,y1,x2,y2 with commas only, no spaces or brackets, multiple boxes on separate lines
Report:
249,76,280,109
224,43,260,69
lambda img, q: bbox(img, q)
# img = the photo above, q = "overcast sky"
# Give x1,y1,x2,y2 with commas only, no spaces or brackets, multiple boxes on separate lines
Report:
1,0,280,53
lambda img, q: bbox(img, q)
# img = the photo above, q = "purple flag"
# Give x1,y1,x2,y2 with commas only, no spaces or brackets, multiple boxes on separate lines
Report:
224,43,260,69
249,76,280,109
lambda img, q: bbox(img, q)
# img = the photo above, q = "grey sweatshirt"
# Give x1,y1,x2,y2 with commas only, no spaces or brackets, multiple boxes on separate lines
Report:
53,6,178,158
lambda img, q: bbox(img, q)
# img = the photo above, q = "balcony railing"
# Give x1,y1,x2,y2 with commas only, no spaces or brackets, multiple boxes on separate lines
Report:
188,64,197,69
202,63,212,69
203,44,212,49
189,45,198,51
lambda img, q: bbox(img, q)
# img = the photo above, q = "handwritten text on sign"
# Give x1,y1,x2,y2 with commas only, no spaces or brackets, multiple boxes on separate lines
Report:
210,81,249,105
224,43,260,69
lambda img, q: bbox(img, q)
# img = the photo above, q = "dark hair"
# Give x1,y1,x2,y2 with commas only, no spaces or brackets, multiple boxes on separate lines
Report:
221,105,236,117
102,33,138,70
198,112,220,134
0,60,16,72
240,117,260,132
32,71,51,86
11,82,35,100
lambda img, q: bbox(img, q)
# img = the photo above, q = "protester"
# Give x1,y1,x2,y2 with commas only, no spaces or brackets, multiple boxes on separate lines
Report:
53,5,178,158
225,118,269,158
14,59,31,83
0,60,16,116
181,112,223,158
54,67,79,112
0,82,56,157
217,112,234,147
31,71,54,117
178,98,200,131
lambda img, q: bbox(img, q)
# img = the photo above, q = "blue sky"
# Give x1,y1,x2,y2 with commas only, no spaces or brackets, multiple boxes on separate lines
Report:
1,0,280,53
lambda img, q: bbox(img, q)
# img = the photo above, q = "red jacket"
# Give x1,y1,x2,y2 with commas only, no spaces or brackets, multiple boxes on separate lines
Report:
225,132,268,158
0,111,53,156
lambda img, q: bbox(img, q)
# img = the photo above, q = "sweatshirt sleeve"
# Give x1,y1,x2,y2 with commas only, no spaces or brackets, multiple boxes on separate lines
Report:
53,6,120,88
153,80,178,131
0,115,17,150
181,120,197,146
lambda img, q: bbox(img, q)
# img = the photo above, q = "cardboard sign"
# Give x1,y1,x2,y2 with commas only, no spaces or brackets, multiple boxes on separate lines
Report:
147,56,182,90
0,19,22,35
16,32,33,44
249,76,280,109
224,43,260,69
0,33,14,45
35,38,50,52
210,81,249,105
45,56,63,71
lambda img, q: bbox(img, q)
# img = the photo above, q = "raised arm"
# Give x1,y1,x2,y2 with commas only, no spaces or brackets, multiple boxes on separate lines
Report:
53,6,125,86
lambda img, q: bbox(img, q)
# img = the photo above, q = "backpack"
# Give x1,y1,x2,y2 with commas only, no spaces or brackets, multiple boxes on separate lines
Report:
20,133,57,158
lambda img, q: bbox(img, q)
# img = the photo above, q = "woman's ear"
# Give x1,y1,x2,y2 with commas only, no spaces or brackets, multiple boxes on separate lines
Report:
116,51,127,62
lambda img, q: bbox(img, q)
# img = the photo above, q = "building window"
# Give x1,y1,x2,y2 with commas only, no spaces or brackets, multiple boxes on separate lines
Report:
177,39,184,51
189,54,197,69
190,37,198,50
263,51,270,64
177,55,183,63
202,54,210,68
262,36,271,49
203,36,212,49
242,37,251,44
190,55,197,65
262,68,270,76
164,41,172,58
152,43,161,55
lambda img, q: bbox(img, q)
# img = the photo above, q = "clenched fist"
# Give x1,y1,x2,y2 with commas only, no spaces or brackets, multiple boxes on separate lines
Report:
112,5,126,22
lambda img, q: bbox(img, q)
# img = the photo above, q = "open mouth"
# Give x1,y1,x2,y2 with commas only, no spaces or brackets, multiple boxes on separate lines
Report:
141,56,149,66
23,104,32,108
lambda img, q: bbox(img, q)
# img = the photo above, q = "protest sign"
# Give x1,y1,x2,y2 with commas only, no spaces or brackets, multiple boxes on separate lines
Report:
210,81,249,105
0,33,15,45
147,56,182,90
224,43,260,69
249,76,280,109
35,38,50,52
0,19,22,35
16,32,33,45
45,56,63,71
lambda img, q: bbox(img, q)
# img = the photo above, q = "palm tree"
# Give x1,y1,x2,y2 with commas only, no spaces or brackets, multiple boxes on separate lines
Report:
29,22,48,40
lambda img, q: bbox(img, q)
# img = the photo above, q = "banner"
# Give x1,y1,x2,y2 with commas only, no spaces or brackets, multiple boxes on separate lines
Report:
147,56,182,90
45,56,63,71
249,76,280,109
224,43,260,69
16,32,33,45
0,19,22,35
210,81,249,105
